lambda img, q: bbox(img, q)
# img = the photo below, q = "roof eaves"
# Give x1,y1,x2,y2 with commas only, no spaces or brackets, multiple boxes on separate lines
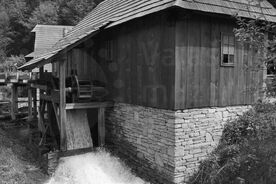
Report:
19,21,112,71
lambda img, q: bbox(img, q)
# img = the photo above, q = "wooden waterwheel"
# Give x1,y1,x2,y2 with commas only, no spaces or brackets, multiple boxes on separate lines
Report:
70,75,93,103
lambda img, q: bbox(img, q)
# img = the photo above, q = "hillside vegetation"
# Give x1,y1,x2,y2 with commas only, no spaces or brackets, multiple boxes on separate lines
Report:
0,127,47,184
190,102,276,184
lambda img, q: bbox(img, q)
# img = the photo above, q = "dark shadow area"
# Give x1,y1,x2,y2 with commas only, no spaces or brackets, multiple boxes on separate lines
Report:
188,102,276,184
87,108,99,147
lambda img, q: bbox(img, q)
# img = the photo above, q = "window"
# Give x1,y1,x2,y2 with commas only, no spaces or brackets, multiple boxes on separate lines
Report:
221,33,235,66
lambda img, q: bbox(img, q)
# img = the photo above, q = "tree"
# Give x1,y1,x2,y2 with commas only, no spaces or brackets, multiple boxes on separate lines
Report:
27,0,101,27
234,0,276,96
0,0,103,60
58,0,97,25
27,1,59,28
0,0,36,57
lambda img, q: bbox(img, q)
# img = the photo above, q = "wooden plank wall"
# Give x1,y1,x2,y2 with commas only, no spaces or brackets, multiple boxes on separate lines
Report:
55,10,263,110
93,11,176,109
175,14,264,109
52,11,175,109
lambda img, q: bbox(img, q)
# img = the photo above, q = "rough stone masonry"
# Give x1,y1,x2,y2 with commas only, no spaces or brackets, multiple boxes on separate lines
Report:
106,103,251,184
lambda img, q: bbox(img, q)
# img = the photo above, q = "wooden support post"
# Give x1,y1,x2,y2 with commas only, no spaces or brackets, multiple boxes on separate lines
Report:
38,100,46,133
59,55,67,151
98,107,105,147
14,85,18,113
39,66,44,116
11,84,18,120
28,84,33,121
51,102,60,130
33,88,38,119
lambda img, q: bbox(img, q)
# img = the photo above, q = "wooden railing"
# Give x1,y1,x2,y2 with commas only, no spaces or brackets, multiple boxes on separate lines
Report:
0,72,31,84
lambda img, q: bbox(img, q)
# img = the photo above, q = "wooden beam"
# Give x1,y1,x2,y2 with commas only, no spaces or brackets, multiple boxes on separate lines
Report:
10,84,18,120
51,101,60,130
14,85,18,113
33,89,38,119
28,84,33,121
65,102,114,110
30,84,48,91
59,147,95,158
39,66,44,79
59,54,67,151
98,107,105,147
38,100,46,133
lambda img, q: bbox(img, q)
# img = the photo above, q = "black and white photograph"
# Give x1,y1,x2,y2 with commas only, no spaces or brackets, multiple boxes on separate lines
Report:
0,0,276,183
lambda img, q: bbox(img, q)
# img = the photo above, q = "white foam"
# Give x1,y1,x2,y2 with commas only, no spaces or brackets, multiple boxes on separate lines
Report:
47,149,149,184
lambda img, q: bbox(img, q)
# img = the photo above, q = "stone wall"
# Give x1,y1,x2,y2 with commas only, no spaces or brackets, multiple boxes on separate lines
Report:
106,103,176,184
173,106,251,183
106,103,251,184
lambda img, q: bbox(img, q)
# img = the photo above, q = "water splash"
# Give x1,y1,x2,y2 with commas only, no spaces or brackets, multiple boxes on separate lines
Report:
47,149,149,184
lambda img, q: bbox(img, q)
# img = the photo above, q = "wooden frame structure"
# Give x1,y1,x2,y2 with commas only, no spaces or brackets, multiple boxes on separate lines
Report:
29,54,113,152
0,72,32,120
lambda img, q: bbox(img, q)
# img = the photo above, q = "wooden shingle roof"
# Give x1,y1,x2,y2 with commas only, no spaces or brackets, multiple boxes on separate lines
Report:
20,0,276,70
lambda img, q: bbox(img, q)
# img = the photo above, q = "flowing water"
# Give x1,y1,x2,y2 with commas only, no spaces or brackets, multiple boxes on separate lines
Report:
47,150,149,184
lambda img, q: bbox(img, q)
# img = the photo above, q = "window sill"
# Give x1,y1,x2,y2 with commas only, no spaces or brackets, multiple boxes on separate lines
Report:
221,63,234,67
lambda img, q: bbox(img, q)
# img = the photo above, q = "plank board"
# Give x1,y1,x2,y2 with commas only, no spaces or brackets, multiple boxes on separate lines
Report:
210,20,220,107
98,108,105,147
199,18,211,107
10,84,18,120
175,18,188,109
66,109,93,150
59,56,67,151
65,102,114,110
28,86,33,121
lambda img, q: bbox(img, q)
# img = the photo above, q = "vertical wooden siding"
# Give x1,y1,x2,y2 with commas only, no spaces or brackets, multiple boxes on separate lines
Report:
62,11,176,109
175,15,264,109
94,12,176,109
60,11,263,110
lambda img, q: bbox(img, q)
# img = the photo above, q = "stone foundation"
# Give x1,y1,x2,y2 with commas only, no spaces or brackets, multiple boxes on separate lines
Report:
106,103,251,184
173,106,251,183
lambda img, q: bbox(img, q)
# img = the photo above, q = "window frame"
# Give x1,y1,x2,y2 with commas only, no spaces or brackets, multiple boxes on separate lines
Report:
220,32,235,67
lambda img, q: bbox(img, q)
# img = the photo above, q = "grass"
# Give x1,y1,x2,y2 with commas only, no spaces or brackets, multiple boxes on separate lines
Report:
0,126,48,184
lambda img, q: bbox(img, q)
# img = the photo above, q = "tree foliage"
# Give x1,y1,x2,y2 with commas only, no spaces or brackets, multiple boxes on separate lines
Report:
0,0,102,64
27,1,59,28
190,103,276,184
58,0,97,25
234,0,276,97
